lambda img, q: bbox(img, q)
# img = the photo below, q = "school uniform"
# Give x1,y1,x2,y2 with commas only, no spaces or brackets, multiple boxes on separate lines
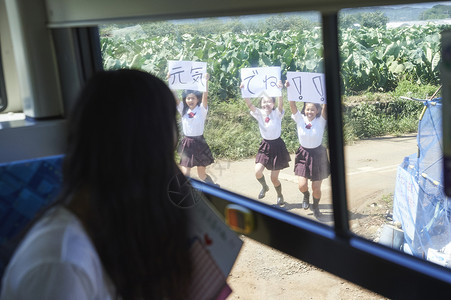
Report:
292,111,330,181
250,108,291,170
0,206,115,300
177,102,214,168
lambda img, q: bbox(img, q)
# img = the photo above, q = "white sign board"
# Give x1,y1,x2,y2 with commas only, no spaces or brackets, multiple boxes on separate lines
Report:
168,60,207,92
240,67,281,98
286,71,326,104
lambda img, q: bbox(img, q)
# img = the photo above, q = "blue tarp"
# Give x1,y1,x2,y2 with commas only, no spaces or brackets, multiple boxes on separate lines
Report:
393,99,451,266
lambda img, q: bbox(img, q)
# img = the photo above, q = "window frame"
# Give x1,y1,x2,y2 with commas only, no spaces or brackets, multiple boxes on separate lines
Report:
0,46,7,112
194,180,451,298
1,0,450,296
42,0,451,294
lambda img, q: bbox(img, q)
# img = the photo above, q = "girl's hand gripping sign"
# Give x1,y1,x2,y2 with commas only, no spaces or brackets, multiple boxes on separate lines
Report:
240,67,282,98
168,60,207,92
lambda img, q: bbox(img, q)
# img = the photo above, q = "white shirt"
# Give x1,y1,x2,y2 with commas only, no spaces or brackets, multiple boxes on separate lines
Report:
292,111,327,149
250,108,284,141
0,206,115,300
177,102,208,137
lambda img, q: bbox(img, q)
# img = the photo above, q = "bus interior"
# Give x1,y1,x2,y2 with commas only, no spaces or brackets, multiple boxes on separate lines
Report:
1,0,451,298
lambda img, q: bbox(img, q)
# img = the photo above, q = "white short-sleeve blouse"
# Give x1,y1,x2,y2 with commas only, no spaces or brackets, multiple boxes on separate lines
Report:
0,206,115,300
291,111,327,149
177,102,208,137
250,108,284,141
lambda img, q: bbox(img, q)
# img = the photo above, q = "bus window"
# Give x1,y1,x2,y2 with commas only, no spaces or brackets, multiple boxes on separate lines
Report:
339,2,451,268
99,12,335,226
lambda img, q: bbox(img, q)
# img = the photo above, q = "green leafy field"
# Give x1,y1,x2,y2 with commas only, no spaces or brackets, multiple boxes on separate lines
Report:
101,23,445,97
100,23,443,159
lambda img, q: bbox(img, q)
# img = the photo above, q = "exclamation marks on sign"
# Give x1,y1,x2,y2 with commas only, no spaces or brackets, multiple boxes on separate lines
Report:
292,76,303,100
313,76,325,102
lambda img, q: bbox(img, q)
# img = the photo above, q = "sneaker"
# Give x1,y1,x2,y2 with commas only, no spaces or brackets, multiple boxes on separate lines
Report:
302,199,310,210
258,185,269,199
311,200,321,219
302,192,310,210
204,175,219,187
313,206,321,219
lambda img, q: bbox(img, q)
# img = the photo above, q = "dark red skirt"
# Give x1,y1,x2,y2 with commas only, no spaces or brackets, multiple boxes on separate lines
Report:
294,145,330,181
178,136,214,168
255,137,291,171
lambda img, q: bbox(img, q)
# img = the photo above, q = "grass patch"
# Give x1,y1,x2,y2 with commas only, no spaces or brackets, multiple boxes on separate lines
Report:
381,193,394,205
342,99,423,139
198,81,439,160
205,99,299,160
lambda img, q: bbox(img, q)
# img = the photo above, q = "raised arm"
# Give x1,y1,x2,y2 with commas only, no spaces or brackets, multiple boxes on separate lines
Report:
285,80,298,115
173,91,180,106
277,80,283,113
244,98,256,113
322,103,327,120
289,101,298,115
167,72,181,106
240,82,256,113
202,73,209,109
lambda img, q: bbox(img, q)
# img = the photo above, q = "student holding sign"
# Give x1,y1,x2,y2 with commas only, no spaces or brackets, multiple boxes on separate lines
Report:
240,81,291,206
174,74,217,186
287,80,330,218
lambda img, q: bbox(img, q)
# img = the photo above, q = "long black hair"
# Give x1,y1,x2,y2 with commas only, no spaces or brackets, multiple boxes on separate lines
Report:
181,89,202,116
60,69,191,299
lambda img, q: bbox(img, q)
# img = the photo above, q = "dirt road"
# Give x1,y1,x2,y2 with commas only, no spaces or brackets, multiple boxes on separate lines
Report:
198,134,418,299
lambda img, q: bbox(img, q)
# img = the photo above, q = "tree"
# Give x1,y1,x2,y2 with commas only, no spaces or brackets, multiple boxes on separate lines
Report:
360,12,389,28
339,13,359,28
420,5,451,20
339,11,388,29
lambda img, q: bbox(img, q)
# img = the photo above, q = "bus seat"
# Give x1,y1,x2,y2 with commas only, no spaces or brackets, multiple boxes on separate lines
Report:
0,155,63,276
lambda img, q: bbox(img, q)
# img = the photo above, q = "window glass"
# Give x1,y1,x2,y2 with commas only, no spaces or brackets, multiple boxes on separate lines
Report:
99,12,334,226
339,2,451,268
96,4,451,294
98,13,393,298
